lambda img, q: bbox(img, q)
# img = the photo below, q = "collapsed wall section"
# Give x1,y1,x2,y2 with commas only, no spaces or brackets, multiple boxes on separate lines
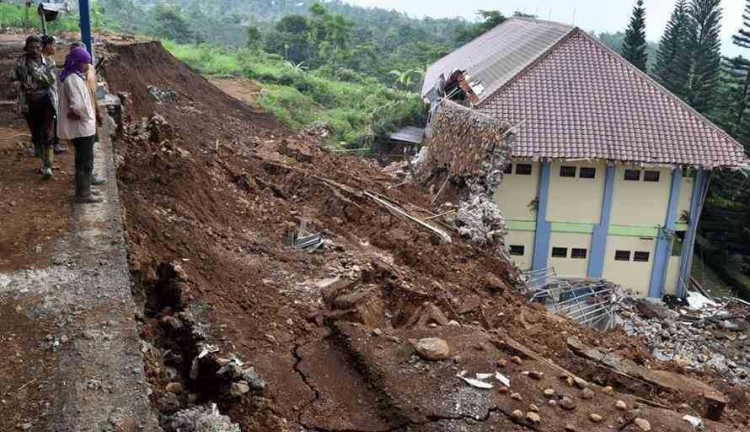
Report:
418,100,513,249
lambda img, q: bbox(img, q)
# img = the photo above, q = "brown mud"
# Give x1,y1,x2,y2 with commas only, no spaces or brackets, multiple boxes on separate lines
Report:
104,41,750,431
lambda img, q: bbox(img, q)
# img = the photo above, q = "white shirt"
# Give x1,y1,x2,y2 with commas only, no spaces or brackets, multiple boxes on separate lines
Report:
57,73,96,140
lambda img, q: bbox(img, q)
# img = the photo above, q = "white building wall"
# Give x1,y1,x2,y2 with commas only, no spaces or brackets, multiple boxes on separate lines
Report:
494,161,539,221
548,232,592,277
610,167,672,227
677,175,695,225
505,231,535,271
603,236,657,297
547,161,605,224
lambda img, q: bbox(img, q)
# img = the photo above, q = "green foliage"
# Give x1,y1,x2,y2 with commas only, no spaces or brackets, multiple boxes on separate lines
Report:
653,0,693,95
454,10,506,45
166,42,425,148
686,0,723,115
621,0,648,71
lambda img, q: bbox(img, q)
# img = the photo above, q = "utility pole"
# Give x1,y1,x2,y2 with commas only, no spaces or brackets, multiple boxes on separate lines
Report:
79,0,93,57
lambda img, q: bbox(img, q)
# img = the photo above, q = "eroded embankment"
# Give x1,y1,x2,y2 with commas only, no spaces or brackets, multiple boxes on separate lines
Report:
104,41,750,431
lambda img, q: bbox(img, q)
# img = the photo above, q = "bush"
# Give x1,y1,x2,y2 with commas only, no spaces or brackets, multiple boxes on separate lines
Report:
166,41,426,148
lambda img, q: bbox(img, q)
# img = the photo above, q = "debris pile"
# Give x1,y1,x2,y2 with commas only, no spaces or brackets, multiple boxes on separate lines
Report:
417,100,513,247
621,294,750,385
104,41,750,431
525,270,623,330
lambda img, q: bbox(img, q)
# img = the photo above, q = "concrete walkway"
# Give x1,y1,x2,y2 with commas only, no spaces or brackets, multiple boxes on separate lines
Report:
0,124,159,431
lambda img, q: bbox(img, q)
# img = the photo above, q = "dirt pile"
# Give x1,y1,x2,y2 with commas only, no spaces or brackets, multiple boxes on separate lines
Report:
104,41,750,431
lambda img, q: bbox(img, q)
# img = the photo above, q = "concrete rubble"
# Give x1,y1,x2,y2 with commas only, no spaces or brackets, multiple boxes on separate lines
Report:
416,100,514,249
621,293,750,386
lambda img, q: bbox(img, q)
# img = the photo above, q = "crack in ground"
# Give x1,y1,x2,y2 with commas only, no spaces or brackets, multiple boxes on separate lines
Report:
291,338,323,427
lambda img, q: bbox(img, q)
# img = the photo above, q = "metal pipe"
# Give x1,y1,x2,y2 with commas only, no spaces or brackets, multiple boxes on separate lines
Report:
79,0,93,57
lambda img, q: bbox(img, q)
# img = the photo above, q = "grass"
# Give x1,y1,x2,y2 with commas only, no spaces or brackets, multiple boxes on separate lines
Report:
162,41,425,148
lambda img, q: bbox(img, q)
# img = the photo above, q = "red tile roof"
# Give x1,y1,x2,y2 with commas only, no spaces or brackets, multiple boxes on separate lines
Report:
476,29,747,169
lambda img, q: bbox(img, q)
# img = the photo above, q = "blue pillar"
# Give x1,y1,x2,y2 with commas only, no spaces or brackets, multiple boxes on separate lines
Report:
588,165,616,278
648,169,682,298
79,0,92,56
678,171,710,298
532,162,552,271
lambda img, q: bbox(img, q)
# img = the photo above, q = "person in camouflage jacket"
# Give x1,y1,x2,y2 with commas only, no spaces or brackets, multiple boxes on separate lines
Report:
11,35,57,178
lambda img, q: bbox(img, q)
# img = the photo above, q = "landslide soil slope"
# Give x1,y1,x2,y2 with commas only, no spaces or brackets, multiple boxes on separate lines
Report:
104,41,749,431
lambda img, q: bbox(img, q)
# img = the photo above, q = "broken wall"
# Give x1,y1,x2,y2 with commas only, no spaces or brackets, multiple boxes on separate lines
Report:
418,100,513,248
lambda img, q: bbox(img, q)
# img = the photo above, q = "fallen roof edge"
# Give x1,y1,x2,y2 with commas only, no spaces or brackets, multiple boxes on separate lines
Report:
421,17,576,100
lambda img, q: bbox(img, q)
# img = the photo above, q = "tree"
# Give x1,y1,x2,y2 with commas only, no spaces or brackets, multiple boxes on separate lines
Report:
653,0,693,97
685,0,723,114
622,0,648,71
454,10,506,45
151,4,194,43
264,15,311,64
734,0,750,48
715,56,750,146
246,25,262,49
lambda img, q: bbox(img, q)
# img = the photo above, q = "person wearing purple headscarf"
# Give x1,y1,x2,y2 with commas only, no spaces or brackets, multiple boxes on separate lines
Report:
58,46,101,204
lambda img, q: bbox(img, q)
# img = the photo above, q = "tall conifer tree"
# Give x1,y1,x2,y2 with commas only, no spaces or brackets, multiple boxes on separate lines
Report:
686,0,723,114
653,0,693,97
622,0,648,71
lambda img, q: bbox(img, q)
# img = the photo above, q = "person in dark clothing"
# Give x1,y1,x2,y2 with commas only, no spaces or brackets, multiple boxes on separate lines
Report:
41,35,67,155
12,35,57,178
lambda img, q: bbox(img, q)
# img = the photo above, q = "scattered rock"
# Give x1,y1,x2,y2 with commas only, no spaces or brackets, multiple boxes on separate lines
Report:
414,338,451,361
634,418,651,431
602,385,614,395
581,388,594,399
166,382,183,394
529,404,539,413
527,370,544,380
560,397,576,411
229,381,250,398
573,377,588,389
564,424,577,432
511,356,523,365
589,413,603,423
543,388,555,398
18,424,32,431
548,399,557,407
525,412,541,424
372,328,383,336
240,367,266,392
168,404,240,432
511,410,524,421
615,400,627,411
510,392,522,401
498,386,509,394
497,358,507,368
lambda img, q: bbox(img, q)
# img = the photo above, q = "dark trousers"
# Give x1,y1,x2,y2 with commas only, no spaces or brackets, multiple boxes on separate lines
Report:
72,136,95,198
24,95,56,168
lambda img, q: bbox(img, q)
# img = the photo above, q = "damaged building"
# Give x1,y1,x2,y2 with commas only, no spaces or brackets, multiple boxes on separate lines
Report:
422,17,749,299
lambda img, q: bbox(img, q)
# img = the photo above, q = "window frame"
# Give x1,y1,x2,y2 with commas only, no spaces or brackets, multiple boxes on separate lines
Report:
551,247,568,258
614,250,631,261
515,163,532,175
559,166,577,178
571,248,588,259
579,167,596,179
633,251,650,262
509,245,525,256
624,170,641,181
643,171,661,182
